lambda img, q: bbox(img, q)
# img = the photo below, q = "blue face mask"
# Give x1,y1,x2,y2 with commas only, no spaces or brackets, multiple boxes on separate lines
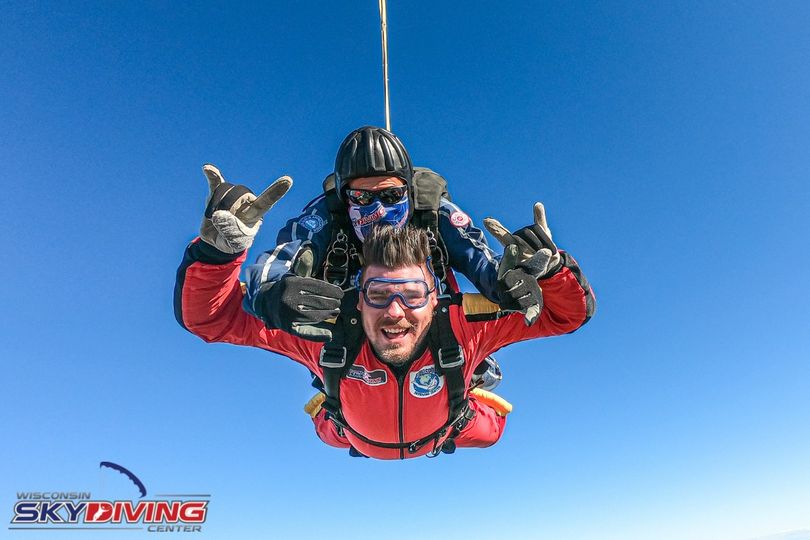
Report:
348,197,409,242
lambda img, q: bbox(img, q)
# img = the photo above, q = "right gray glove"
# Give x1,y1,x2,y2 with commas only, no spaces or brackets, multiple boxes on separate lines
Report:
484,202,563,280
484,202,564,326
200,164,292,254
492,244,544,326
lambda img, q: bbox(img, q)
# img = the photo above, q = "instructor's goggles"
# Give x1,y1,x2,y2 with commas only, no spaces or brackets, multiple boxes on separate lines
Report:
356,259,438,309
344,185,408,206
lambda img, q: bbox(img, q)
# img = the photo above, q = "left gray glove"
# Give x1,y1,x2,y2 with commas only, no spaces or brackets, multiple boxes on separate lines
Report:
200,164,292,254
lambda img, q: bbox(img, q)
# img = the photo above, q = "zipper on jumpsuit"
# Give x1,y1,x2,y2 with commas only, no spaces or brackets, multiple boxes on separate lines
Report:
394,369,406,460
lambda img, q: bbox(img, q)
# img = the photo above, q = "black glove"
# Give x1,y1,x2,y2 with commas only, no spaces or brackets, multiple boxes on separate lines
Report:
256,249,344,342
494,245,543,325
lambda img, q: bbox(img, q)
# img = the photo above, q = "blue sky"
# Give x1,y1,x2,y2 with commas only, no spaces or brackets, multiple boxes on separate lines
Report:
2,1,809,539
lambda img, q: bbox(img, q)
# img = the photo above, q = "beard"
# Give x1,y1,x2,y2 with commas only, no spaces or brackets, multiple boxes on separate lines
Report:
370,326,431,366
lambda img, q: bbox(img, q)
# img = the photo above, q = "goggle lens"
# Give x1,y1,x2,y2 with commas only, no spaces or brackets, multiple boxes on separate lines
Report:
362,279,431,308
345,186,408,206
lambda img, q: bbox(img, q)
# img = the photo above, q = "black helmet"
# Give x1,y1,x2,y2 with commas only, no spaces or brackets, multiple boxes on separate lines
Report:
334,126,414,200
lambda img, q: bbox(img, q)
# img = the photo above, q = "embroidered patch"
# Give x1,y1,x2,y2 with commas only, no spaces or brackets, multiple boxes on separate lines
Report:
449,211,470,228
346,365,388,386
298,214,325,233
409,366,444,398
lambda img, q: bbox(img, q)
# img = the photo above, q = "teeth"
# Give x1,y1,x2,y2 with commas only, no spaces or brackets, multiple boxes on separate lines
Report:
383,327,408,335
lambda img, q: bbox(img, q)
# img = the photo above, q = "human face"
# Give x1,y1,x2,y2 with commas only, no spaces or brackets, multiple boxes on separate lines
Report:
357,263,438,366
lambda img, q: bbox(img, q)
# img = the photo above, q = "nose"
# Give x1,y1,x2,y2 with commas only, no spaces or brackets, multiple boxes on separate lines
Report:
384,296,407,318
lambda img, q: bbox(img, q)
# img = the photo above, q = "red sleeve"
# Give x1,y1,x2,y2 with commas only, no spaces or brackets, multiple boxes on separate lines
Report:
453,251,595,374
175,239,323,371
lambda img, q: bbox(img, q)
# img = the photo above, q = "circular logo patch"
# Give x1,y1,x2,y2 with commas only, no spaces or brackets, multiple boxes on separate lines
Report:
409,366,444,398
299,214,326,233
449,211,470,228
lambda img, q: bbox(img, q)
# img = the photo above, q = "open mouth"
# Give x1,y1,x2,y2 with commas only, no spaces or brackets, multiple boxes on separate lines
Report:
380,326,413,342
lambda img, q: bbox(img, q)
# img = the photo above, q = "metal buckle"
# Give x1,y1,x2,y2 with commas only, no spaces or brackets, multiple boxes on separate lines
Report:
319,346,347,368
438,346,464,369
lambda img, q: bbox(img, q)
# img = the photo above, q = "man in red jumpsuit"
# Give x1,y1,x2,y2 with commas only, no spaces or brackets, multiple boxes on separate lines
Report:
175,174,595,459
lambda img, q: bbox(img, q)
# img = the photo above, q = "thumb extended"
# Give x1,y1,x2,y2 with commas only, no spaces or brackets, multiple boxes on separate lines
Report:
293,248,315,278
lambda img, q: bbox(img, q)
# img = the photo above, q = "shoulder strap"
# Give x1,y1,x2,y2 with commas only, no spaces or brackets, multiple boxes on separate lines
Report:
428,295,469,428
410,168,452,290
319,290,364,424
411,167,449,216
321,186,362,287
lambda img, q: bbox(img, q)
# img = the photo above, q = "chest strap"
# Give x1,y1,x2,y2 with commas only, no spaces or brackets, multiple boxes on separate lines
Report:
318,294,472,455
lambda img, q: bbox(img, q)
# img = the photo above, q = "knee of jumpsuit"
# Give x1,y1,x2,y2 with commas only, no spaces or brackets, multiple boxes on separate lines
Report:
311,409,351,449
452,396,508,449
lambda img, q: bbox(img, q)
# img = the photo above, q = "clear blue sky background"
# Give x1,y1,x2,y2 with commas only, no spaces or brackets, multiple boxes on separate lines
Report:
2,2,809,539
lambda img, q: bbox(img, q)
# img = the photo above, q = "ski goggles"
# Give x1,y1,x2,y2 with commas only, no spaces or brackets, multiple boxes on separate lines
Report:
356,259,438,309
344,185,408,206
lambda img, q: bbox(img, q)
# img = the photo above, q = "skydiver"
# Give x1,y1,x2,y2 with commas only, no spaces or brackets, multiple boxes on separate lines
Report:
174,174,595,458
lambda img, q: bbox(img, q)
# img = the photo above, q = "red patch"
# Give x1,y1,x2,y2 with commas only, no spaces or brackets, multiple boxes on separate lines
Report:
450,211,471,228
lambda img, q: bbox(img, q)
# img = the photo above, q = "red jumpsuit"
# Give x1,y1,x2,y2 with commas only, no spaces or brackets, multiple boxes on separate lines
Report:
176,240,594,459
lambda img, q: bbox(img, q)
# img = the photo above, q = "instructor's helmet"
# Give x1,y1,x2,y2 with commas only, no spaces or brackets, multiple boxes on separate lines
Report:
334,126,414,201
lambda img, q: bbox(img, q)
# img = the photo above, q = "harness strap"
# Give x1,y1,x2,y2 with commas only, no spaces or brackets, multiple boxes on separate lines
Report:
319,294,472,456
322,189,361,287
319,290,363,430
429,295,468,425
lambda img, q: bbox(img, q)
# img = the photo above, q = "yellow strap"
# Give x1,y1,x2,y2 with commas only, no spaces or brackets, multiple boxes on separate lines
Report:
303,392,326,418
470,388,513,416
305,389,513,420
462,293,501,317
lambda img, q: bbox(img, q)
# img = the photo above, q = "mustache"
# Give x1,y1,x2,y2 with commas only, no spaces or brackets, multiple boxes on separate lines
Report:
378,319,414,329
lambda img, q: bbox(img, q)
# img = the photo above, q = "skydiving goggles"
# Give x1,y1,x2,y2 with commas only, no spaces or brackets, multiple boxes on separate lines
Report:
344,185,409,206
354,258,439,309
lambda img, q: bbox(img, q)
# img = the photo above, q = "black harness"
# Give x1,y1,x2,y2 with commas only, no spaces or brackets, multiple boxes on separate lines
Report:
313,168,473,456
320,168,452,292
318,292,474,458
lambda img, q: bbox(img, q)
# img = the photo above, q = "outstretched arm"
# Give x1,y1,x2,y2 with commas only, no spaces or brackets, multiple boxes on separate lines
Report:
173,165,322,367
452,201,596,363
175,242,321,367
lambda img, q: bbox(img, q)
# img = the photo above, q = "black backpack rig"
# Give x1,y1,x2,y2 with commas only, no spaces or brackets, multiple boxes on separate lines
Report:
320,167,453,292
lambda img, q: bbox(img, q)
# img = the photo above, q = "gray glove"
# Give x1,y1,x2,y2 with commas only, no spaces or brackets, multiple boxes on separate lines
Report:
484,202,562,280
200,164,292,254
495,244,544,325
